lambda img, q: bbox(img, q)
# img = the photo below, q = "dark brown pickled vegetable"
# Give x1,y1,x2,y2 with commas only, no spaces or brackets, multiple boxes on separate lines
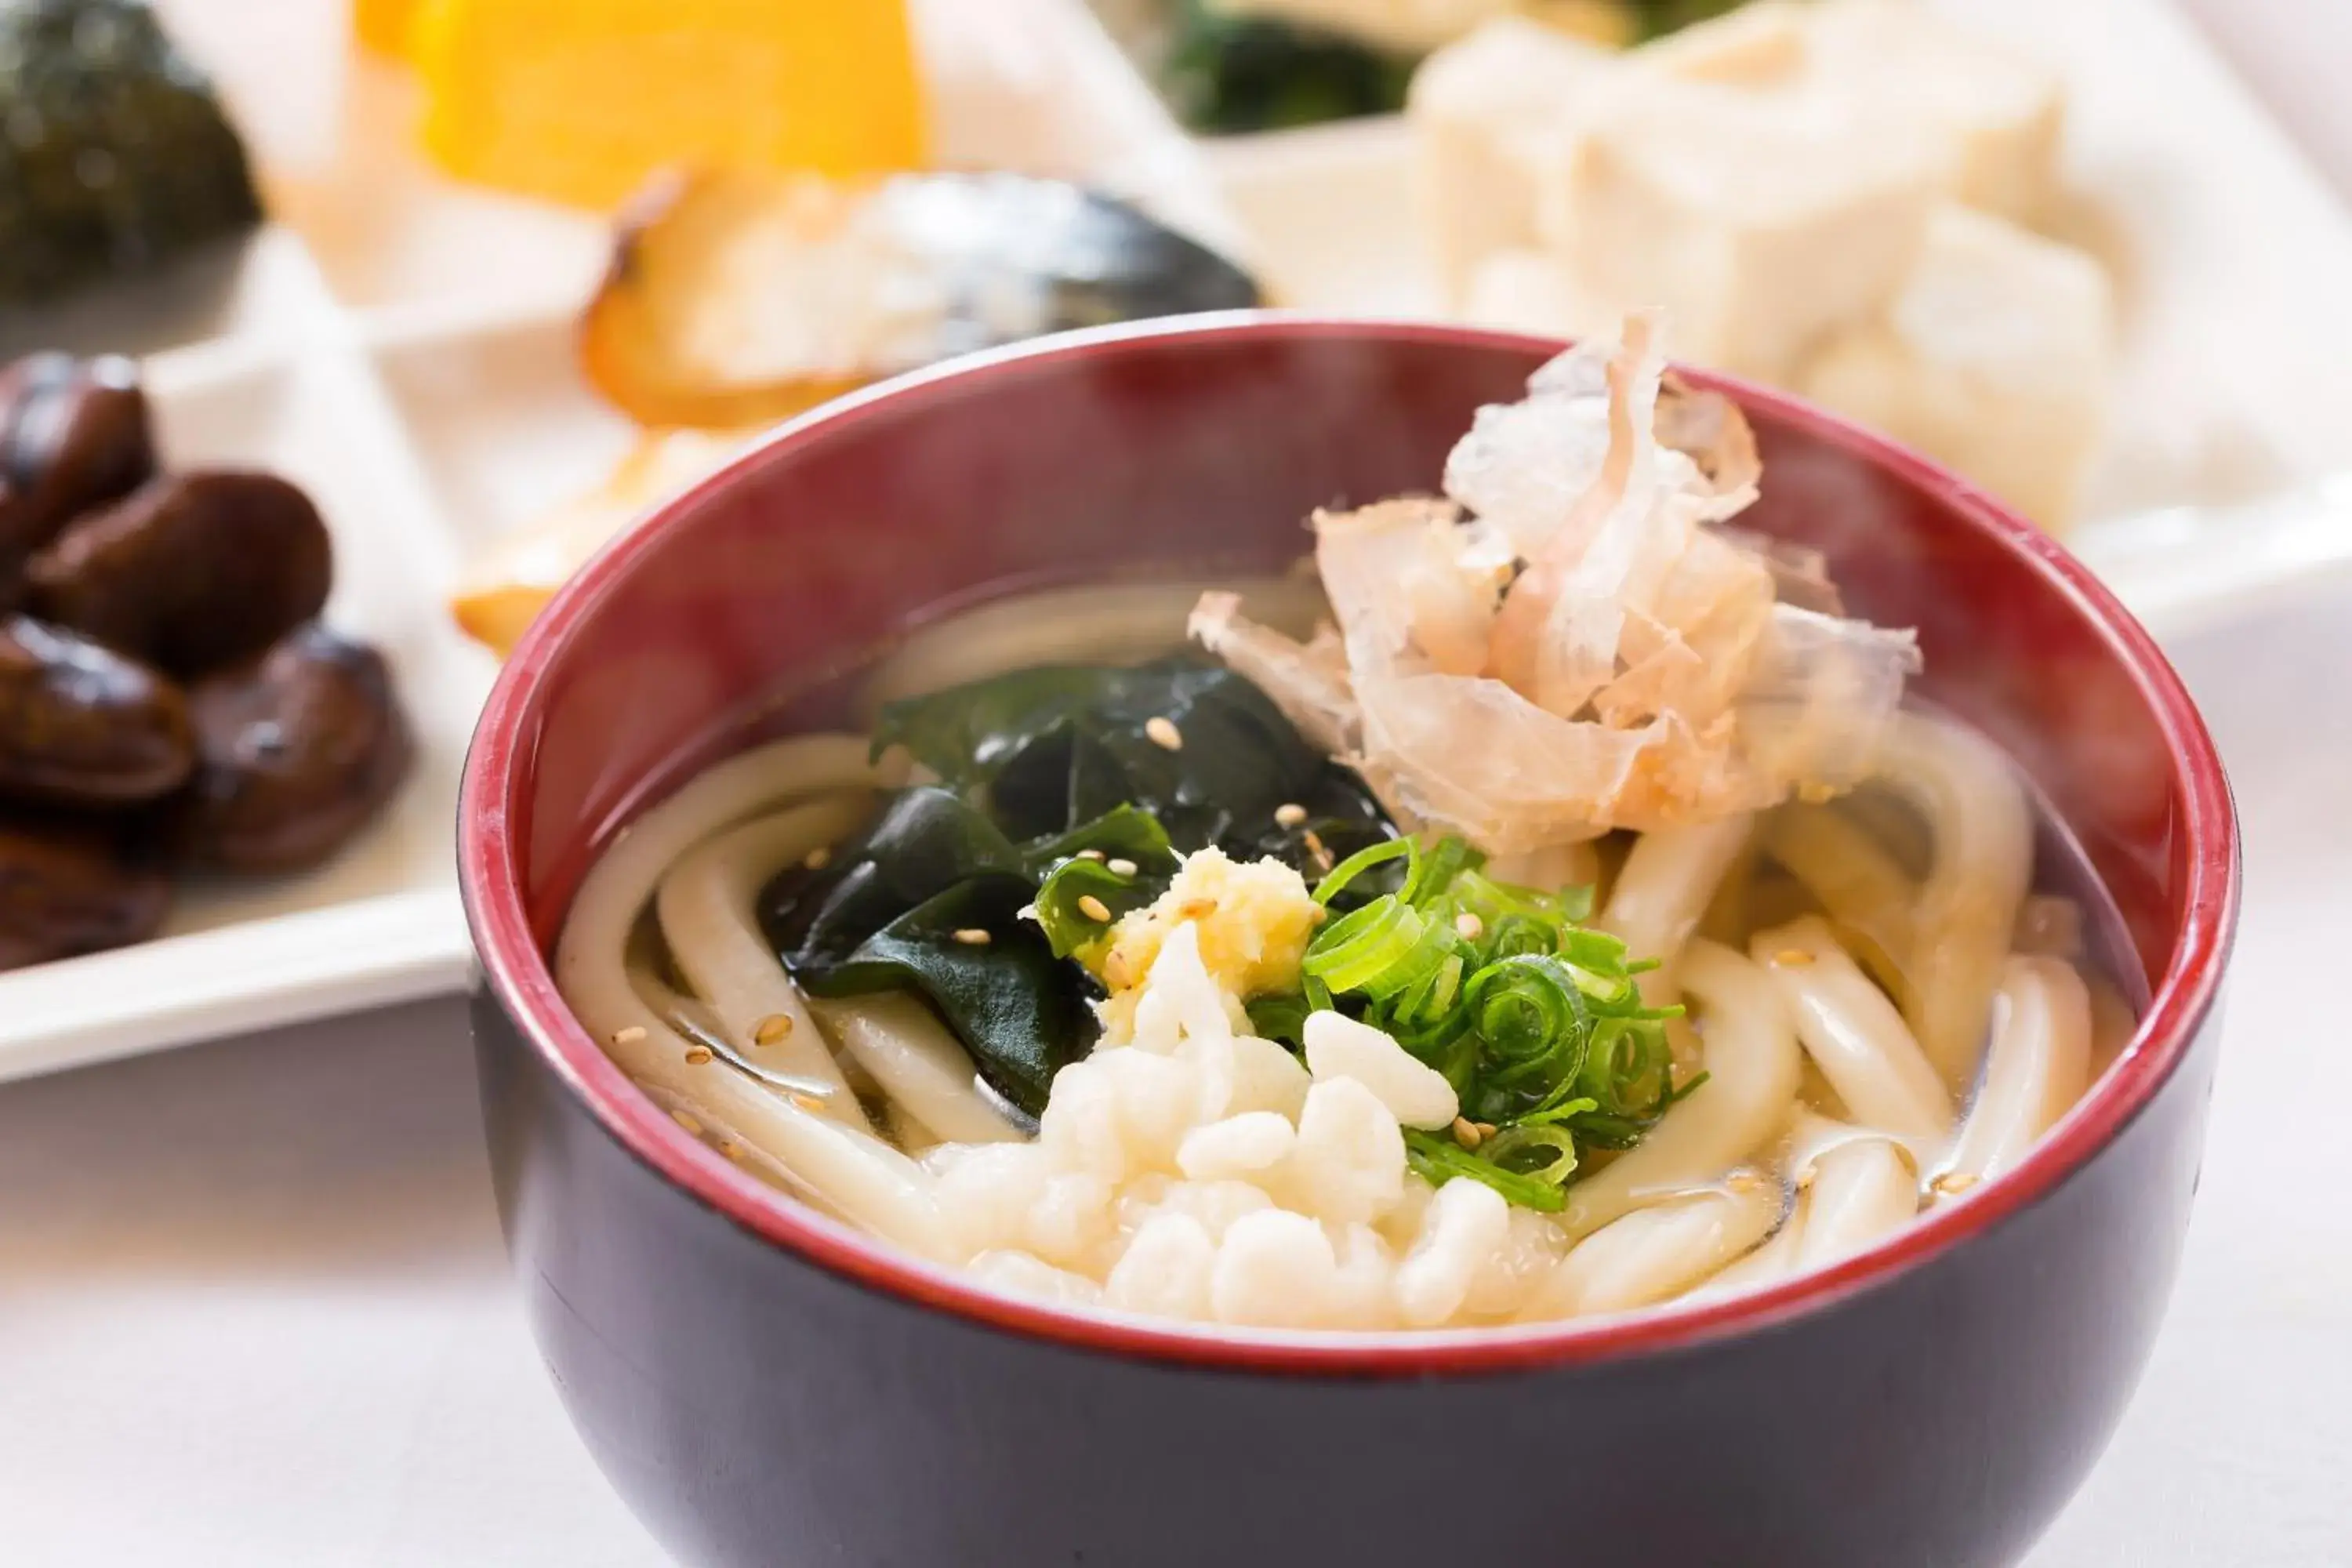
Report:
180,624,411,873
0,614,193,804
0,354,158,579
0,809,171,971
26,470,332,675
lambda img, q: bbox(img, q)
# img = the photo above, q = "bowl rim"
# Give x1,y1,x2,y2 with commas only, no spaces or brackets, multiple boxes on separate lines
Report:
459,311,2240,1376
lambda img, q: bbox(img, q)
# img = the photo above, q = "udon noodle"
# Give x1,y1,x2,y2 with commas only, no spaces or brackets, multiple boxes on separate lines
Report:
558,587,2114,1328
555,315,2129,1331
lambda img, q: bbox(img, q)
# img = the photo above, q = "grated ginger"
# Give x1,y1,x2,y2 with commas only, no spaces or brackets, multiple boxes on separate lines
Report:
1094,849,1321,1040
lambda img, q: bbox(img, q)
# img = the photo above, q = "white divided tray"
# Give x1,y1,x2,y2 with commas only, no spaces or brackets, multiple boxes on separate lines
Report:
2,238,502,1080
0,0,1238,1080
5,0,2350,1083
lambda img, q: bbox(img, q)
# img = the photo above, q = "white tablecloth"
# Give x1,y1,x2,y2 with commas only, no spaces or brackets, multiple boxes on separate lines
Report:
9,5,2352,1561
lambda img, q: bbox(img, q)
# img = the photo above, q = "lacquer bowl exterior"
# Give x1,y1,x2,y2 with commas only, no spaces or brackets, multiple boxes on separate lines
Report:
459,318,2238,1568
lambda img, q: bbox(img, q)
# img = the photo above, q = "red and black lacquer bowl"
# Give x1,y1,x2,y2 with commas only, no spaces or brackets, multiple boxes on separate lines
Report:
459,318,2238,1568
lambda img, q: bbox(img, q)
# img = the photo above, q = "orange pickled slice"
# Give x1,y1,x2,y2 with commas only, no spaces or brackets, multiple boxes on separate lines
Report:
412,0,926,209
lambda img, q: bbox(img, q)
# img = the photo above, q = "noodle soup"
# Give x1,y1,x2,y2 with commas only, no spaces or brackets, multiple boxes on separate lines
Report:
555,315,2138,1333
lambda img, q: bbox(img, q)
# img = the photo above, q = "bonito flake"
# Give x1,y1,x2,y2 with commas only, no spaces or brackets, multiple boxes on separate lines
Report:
1191,312,1919,852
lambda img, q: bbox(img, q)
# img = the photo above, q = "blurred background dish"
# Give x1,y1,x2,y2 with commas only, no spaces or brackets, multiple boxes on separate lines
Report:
1414,2,2104,527
0,0,263,312
0,0,267,359
1087,0,1750,132
0,0,1258,1075
579,169,1262,430
0,350,413,976
1211,0,2352,535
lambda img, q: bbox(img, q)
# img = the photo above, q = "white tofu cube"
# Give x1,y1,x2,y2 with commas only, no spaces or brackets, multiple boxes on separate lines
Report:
1795,204,2113,528
1639,0,2063,221
1804,0,2065,221
1533,81,1940,378
1410,17,1617,303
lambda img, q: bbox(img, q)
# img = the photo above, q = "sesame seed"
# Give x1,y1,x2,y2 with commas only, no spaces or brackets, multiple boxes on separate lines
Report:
1145,716,1183,751
1773,948,1815,967
953,927,993,946
1454,912,1484,940
1726,1171,1766,1194
1106,857,1138,877
720,1139,746,1162
1452,1116,1482,1150
684,1046,714,1065
1178,897,1218,920
1273,802,1308,829
1301,829,1333,872
670,1109,704,1137
1103,950,1134,989
753,1014,793,1045
612,1025,648,1046
1934,1172,1980,1196
1077,848,1105,862
789,1093,827,1114
802,845,832,871
1078,894,1113,923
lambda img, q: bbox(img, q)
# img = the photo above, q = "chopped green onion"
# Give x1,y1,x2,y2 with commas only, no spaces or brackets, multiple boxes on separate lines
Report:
1515,1089,1601,1130
1481,913,1557,961
1367,907,1461,1003
1403,834,1483,903
1414,953,1466,1024
1562,961,1637,1007
1578,1014,1676,1120
1301,898,1426,993
1270,831,1683,1211
1404,1129,1566,1213
1466,954,1593,1072
1555,926,1632,971
1452,869,1595,927
1425,1029,1481,1094
1312,837,1414,906
1480,1123,1581,1188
